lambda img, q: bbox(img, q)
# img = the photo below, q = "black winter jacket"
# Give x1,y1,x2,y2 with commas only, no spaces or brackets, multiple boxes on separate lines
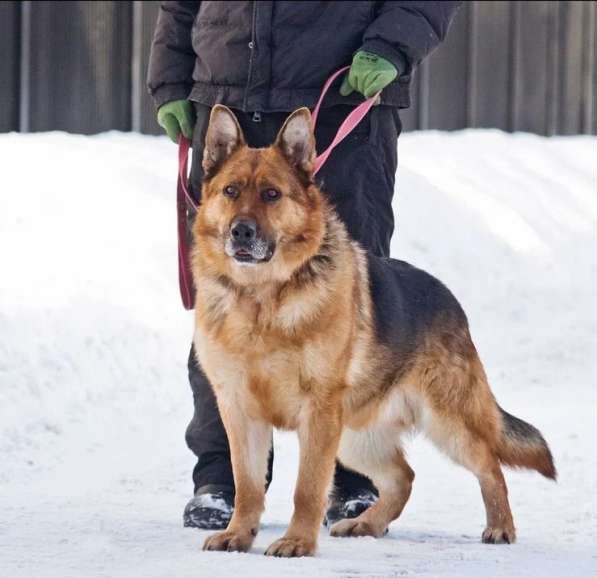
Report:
148,1,461,112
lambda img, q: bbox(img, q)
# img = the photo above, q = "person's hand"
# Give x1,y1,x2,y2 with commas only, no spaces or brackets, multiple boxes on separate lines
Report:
339,51,398,99
157,100,195,143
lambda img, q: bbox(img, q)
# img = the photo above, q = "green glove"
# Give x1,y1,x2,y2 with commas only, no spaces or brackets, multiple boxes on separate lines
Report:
339,51,398,99
157,99,195,143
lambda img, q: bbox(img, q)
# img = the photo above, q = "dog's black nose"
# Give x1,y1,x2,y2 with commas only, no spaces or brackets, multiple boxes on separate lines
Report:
230,218,257,242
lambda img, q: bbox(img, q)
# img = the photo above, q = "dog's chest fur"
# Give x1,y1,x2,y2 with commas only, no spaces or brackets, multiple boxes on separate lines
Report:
194,281,351,429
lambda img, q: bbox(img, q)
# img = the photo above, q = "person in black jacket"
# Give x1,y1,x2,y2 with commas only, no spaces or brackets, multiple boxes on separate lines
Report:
148,0,460,531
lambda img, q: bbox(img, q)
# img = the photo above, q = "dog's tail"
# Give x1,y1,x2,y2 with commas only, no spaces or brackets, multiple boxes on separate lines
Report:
496,406,557,480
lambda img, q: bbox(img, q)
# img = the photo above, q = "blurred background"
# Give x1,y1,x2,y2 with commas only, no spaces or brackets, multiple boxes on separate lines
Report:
1,0,596,136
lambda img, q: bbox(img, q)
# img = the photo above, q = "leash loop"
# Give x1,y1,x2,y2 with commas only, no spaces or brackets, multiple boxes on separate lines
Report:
311,66,381,175
177,134,196,309
178,135,197,211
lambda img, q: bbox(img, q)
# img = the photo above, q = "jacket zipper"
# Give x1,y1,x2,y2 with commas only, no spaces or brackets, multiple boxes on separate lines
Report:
243,1,258,112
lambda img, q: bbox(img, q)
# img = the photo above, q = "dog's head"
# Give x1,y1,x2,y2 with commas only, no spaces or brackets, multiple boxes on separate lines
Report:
193,105,326,286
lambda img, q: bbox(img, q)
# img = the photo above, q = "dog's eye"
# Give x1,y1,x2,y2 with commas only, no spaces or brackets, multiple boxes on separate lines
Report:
223,185,239,199
262,188,281,202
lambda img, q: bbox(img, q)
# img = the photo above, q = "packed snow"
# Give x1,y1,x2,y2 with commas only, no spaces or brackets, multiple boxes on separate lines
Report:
1,129,596,578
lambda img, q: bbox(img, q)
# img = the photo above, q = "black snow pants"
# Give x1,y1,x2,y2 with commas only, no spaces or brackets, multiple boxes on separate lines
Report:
186,102,401,495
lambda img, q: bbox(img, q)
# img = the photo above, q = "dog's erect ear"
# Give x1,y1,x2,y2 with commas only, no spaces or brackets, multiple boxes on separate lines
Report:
274,108,315,175
202,105,245,177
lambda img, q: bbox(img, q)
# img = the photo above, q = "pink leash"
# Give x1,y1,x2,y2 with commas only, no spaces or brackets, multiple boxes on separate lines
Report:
311,65,381,175
176,66,380,309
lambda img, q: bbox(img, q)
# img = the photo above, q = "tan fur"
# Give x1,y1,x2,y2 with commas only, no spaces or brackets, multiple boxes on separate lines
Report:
192,106,553,557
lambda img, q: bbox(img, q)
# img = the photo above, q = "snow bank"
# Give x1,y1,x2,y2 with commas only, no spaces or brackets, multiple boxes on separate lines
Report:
1,130,596,577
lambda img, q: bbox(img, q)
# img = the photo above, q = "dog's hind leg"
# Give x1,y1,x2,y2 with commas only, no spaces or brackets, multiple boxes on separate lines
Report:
331,428,414,538
425,414,516,544
416,321,517,544
476,456,516,544
419,345,516,544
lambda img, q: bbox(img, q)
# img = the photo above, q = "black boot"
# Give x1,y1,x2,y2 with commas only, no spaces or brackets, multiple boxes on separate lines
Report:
183,484,234,530
324,463,378,527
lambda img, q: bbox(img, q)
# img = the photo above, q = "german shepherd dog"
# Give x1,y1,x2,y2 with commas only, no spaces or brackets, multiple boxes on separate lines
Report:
191,105,556,557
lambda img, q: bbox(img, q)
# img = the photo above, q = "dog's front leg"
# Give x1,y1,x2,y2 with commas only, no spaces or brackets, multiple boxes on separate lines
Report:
203,397,272,553
265,400,342,557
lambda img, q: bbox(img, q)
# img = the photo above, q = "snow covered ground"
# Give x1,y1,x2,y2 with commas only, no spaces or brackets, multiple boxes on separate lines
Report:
1,129,596,578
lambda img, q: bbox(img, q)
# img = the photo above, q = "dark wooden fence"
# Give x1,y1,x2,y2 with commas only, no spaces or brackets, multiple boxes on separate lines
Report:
1,1,596,136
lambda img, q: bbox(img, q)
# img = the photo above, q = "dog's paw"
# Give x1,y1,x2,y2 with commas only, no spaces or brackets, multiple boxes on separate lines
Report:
481,525,516,544
203,529,254,553
329,517,386,538
264,536,316,557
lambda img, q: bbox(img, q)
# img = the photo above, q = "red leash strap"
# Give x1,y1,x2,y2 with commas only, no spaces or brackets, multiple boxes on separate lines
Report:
177,135,196,310
175,67,380,310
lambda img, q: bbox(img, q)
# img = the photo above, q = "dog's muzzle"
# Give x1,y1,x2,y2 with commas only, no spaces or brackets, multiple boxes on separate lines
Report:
225,217,274,264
